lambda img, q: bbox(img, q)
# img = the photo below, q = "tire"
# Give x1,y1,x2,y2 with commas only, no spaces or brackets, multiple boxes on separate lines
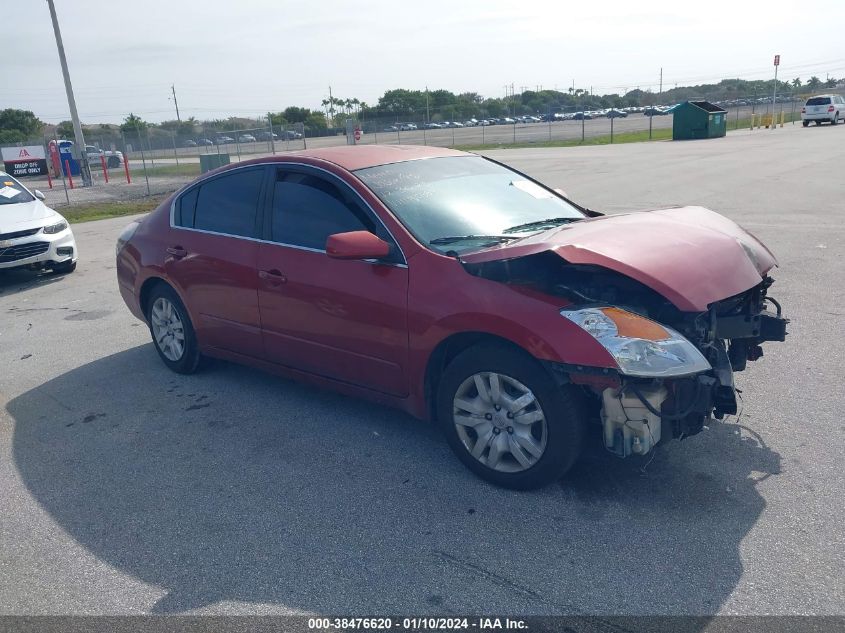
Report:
146,283,201,374
436,343,586,490
832,116,838,126
815,120,822,126
51,260,76,274
802,120,810,127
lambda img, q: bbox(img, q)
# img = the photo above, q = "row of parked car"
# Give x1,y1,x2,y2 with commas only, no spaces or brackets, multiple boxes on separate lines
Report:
382,106,674,131
183,130,302,147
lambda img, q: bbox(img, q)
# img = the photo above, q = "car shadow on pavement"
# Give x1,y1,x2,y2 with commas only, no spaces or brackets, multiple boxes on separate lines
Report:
0,267,69,297
8,345,781,617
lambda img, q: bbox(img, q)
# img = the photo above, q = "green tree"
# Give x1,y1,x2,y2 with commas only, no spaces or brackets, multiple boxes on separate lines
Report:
56,120,75,139
791,78,802,89
807,76,822,90
304,112,328,133
269,112,290,127
824,77,837,88
282,107,311,123
120,113,147,134
0,108,44,144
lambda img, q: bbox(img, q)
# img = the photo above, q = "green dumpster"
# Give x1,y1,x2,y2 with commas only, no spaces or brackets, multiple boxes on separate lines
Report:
199,153,230,173
672,101,727,140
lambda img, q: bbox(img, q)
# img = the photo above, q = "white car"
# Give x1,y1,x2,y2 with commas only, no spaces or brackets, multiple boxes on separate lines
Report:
83,144,123,168
801,94,844,126
0,172,77,274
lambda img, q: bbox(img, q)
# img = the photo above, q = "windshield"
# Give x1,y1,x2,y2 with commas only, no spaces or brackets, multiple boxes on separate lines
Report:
355,156,584,254
0,173,35,206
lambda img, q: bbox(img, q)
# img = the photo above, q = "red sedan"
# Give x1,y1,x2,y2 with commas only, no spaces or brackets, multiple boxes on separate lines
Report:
116,145,788,489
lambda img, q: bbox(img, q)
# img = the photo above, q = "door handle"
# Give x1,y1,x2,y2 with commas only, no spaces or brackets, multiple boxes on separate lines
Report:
166,246,188,259
259,269,287,284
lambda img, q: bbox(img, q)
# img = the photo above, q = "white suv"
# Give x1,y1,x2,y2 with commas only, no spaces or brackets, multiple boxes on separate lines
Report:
801,94,844,126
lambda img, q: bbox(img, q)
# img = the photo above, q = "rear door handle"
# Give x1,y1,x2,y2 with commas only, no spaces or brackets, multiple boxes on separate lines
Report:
259,269,287,284
166,246,188,259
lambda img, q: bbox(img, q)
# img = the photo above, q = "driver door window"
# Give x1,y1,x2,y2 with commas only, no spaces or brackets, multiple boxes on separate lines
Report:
271,172,373,250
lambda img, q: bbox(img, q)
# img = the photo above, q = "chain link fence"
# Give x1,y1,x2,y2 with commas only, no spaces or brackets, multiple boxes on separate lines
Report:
3,90,839,208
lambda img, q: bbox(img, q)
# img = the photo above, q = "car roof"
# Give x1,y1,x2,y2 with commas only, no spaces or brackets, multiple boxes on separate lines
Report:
261,144,468,171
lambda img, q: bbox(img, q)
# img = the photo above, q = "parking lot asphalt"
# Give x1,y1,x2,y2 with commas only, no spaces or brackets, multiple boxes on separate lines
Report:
1,123,843,617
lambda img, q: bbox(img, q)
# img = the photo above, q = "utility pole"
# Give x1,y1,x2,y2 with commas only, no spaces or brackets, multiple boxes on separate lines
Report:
46,0,91,187
328,85,334,126
425,86,430,123
773,54,781,125
659,68,663,99
171,84,181,123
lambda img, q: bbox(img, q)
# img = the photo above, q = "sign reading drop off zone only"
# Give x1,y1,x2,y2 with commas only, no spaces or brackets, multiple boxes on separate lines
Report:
1,145,49,177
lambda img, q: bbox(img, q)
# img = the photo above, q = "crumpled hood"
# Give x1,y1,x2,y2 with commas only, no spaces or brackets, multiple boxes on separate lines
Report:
0,200,58,232
461,206,778,312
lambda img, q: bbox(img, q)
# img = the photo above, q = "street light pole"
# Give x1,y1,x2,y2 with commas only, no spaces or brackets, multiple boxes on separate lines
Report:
46,0,91,187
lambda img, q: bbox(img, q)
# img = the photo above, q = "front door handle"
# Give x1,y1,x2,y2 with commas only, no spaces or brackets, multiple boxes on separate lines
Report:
259,269,287,285
166,246,188,259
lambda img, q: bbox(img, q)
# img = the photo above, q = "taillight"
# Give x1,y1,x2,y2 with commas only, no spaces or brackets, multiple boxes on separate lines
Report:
828,105,835,112
801,107,806,113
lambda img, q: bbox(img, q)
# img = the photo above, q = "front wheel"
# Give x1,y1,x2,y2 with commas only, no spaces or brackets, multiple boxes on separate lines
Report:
436,344,586,490
146,284,201,374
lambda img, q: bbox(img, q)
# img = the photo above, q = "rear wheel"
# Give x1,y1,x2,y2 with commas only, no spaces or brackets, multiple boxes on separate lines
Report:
802,120,810,127
832,116,839,125
436,343,586,489
146,284,201,374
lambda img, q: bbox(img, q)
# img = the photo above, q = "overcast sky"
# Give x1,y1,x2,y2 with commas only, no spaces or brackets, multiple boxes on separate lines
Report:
5,0,843,124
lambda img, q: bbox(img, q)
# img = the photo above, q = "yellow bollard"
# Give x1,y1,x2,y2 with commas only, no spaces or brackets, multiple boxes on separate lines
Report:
780,111,785,127
750,113,756,130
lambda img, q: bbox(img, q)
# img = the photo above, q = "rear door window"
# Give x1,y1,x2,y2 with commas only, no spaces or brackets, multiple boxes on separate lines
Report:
190,168,263,237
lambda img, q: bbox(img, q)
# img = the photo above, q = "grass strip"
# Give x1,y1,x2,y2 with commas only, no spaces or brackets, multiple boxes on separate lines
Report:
58,196,167,223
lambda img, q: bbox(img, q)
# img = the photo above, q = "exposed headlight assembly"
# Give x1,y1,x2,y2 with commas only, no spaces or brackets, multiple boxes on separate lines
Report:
561,306,711,377
42,220,68,234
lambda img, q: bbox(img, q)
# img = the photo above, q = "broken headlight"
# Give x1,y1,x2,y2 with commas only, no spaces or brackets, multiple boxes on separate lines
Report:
560,307,711,378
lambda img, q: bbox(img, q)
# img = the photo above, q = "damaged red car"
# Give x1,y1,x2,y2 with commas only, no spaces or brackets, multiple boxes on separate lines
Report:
116,146,788,489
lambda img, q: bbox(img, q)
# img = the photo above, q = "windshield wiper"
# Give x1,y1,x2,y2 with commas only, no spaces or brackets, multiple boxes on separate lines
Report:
502,217,578,234
429,235,521,246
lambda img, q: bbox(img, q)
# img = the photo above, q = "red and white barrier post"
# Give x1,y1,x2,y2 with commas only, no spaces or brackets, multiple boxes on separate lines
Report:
123,156,131,184
64,160,74,189
100,155,109,183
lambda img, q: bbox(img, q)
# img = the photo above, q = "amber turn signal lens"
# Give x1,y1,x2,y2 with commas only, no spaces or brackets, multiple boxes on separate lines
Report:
601,307,670,341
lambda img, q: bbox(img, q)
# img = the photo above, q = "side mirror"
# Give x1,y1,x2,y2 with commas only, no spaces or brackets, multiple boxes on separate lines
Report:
553,187,568,198
326,231,390,261
33,190,46,201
